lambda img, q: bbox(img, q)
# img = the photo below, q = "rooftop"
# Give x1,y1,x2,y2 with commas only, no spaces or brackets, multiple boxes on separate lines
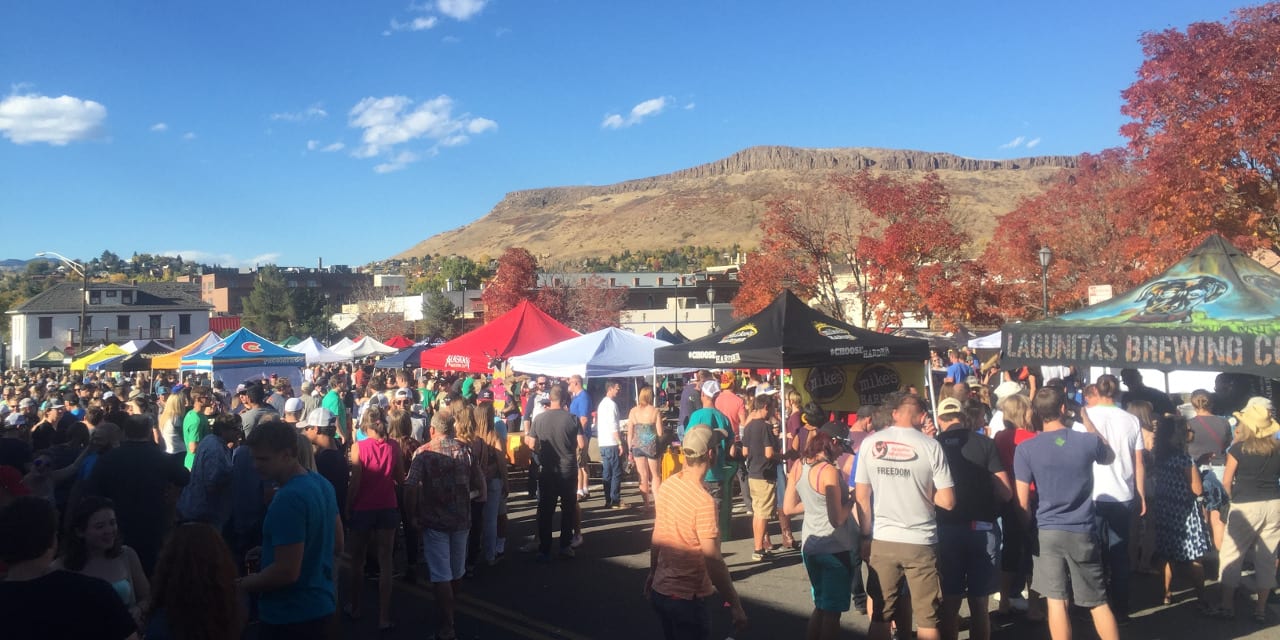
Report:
8,282,211,314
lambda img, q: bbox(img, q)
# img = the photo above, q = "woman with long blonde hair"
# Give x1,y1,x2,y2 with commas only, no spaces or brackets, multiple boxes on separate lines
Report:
473,403,508,565
627,386,663,508
1211,398,1280,621
158,392,189,464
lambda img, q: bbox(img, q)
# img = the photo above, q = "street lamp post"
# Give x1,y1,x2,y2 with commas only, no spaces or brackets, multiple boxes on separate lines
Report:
706,286,717,333
1037,245,1053,319
35,251,88,354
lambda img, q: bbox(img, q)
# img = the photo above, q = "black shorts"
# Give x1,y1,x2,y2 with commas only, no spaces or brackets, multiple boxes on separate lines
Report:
349,508,400,531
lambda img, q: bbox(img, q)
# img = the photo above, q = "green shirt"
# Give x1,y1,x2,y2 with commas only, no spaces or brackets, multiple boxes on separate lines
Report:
688,407,736,483
322,390,349,442
420,388,437,410
461,377,477,400
182,409,210,470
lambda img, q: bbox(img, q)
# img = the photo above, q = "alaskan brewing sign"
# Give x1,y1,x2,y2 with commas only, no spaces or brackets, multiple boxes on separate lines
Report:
1002,235,1280,377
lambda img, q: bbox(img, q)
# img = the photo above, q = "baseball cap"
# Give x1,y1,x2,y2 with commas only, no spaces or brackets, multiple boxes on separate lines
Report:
0,465,30,497
101,391,115,400
128,388,144,400
394,388,413,400
18,398,34,409
171,383,186,394
700,380,720,397
42,399,64,411
855,405,875,419
994,381,1022,401
301,408,335,429
819,421,850,440
937,397,964,416
682,426,715,459
284,397,304,414
755,388,778,397
965,375,982,389
478,390,494,402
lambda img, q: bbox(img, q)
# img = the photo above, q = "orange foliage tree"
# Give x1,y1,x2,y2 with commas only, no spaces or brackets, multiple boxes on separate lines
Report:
735,172,990,330
536,275,629,333
481,247,539,319
1120,2,1280,252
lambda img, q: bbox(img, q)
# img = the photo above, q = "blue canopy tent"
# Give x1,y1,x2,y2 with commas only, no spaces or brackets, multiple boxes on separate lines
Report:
180,328,306,390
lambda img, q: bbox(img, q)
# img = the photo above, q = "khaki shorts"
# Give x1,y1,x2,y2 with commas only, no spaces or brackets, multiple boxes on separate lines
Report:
866,539,942,629
748,478,776,517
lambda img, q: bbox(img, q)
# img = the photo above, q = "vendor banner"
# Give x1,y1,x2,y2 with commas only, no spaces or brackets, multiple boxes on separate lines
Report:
793,361,926,412
1002,328,1280,377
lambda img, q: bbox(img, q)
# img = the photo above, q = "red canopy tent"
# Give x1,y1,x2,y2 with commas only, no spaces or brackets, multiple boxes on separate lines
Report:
419,300,578,373
384,335,414,349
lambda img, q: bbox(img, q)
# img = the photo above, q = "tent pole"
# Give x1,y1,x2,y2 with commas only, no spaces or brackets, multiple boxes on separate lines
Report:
925,360,938,420
779,370,787,454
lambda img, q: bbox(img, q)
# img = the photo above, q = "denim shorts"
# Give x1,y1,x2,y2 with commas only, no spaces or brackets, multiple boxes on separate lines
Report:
938,523,1000,597
422,528,468,583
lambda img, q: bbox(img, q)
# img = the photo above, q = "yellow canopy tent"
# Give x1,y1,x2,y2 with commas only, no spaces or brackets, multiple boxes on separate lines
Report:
150,331,222,370
69,344,128,372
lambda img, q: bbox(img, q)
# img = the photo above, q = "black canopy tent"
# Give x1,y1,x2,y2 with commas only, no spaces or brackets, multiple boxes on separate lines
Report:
653,290,930,369
653,326,689,345
1003,235,1280,378
103,340,175,373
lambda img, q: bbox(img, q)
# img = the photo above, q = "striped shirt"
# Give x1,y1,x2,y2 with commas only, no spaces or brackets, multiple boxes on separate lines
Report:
650,470,718,600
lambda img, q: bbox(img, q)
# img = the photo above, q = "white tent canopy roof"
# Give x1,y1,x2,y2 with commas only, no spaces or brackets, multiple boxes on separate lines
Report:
339,336,399,358
289,337,352,364
328,337,354,353
968,331,1001,350
508,327,696,379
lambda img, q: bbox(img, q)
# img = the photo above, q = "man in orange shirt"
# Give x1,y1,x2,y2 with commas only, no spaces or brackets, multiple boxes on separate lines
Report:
646,426,748,640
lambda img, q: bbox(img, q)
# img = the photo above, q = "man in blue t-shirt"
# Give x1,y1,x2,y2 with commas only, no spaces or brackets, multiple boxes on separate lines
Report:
1014,387,1118,640
568,375,592,547
689,380,735,538
238,419,343,637
943,350,974,385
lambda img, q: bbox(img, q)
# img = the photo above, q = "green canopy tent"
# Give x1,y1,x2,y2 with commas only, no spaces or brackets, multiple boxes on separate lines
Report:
279,336,302,348
1003,234,1280,377
27,347,69,368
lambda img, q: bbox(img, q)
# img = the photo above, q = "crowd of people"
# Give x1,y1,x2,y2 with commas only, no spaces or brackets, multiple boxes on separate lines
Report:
1,352,1279,640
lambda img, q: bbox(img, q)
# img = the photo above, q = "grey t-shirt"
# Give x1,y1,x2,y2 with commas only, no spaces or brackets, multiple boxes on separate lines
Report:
854,426,954,545
239,406,279,434
1188,414,1232,465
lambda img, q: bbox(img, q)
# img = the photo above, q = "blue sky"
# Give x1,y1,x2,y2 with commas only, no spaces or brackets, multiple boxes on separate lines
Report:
0,0,1246,268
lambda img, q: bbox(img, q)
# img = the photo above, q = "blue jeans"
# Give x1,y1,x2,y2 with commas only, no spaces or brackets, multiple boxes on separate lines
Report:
1094,500,1135,615
650,590,710,640
600,445,622,506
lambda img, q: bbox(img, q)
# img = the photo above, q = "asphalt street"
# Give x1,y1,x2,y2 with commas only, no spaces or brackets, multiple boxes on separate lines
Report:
254,480,1280,639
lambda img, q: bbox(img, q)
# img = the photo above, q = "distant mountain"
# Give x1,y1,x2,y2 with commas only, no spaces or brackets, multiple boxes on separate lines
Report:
0,258,53,272
392,145,1078,265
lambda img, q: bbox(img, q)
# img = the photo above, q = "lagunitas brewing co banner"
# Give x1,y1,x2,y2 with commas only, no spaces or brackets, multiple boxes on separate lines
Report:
793,362,927,412
1003,235,1280,378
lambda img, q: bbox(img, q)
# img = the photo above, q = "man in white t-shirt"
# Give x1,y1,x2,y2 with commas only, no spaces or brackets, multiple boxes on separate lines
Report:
1076,375,1145,625
986,380,1025,437
596,381,624,509
855,392,956,640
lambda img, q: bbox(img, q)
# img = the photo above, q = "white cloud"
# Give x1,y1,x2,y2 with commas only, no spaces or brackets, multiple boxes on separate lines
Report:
347,94,496,172
999,136,1025,149
684,103,696,110
307,139,345,153
160,250,282,268
437,0,488,20
442,35,462,44
374,150,420,174
182,132,196,141
150,122,168,132
0,92,106,145
388,15,438,32
1025,137,1042,149
270,103,328,122
602,96,671,129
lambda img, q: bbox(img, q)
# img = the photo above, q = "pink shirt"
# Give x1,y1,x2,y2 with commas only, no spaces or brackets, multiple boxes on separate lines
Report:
353,437,400,512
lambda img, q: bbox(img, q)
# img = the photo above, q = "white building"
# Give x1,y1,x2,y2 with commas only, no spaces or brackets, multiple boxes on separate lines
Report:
620,296,736,339
7,282,211,367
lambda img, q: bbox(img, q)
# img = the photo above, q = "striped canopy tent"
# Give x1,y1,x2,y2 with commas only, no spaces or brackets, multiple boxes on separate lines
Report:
151,331,223,370
70,344,128,371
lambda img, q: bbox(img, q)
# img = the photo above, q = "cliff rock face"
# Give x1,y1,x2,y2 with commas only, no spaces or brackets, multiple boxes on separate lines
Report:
394,146,1078,263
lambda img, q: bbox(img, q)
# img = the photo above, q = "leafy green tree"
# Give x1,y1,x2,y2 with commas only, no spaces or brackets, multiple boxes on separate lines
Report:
289,287,331,340
241,266,292,340
419,291,460,339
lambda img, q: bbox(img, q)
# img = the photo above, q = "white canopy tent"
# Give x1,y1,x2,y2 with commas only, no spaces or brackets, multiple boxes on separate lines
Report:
508,327,696,378
338,336,399,359
968,331,1001,350
288,337,352,365
328,337,354,353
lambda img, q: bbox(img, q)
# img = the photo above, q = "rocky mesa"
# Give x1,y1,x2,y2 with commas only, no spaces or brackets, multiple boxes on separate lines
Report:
393,146,1078,264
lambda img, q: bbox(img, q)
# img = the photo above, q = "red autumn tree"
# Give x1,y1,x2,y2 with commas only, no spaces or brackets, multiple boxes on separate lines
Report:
732,198,830,319
481,247,539,319
1120,3,1280,252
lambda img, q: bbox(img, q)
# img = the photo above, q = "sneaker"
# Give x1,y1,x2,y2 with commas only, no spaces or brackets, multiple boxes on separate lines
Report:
570,534,584,548
610,502,625,510
751,549,769,562
559,547,576,559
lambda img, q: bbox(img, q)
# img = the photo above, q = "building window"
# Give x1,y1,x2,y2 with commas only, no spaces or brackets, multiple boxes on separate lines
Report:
149,315,162,330
121,291,133,304
117,315,130,331
38,317,52,339
178,314,191,335
106,290,117,298
89,291,101,305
